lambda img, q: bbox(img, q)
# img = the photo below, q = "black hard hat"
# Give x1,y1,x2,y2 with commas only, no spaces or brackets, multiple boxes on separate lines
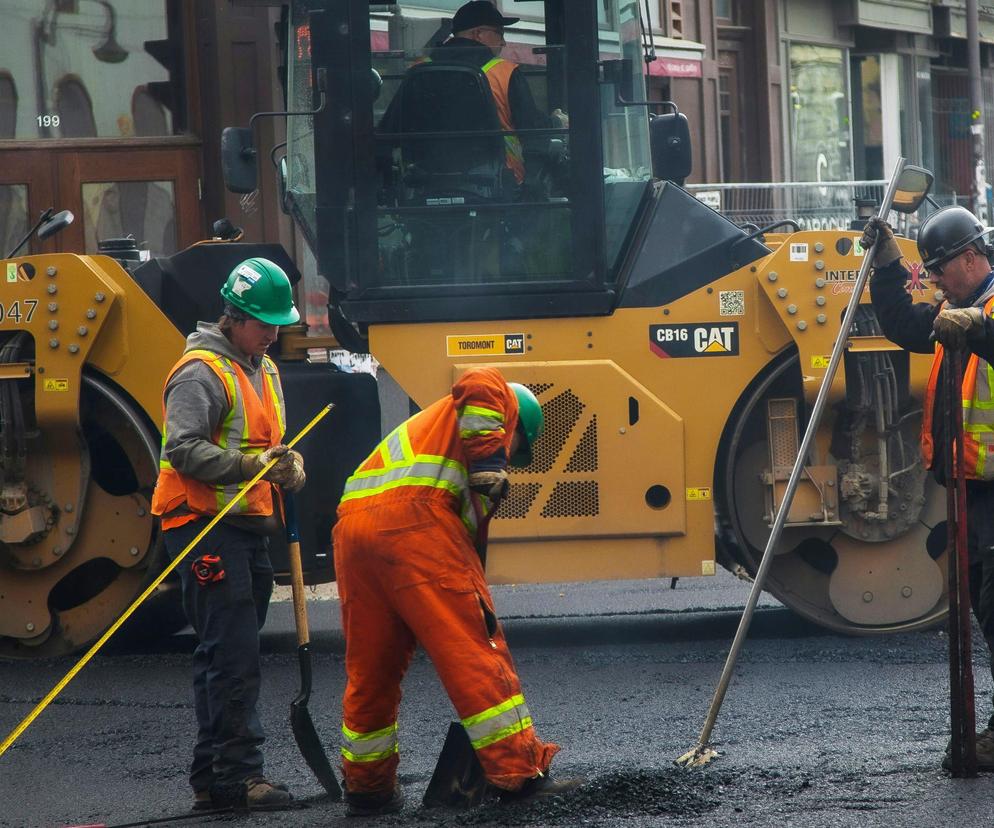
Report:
917,205,991,271
452,1,520,32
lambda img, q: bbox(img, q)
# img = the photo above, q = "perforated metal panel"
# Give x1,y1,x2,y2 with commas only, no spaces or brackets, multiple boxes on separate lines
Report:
565,415,598,472
541,481,600,517
497,483,542,520
767,397,798,479
529,389,585,473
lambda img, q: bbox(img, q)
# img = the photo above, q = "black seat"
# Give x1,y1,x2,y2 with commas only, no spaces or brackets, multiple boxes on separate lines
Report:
380,62,511,205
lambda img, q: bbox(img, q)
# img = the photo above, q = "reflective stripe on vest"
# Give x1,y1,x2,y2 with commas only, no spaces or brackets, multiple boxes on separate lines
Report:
340,721,399,763
461,693,533,750
922,295,994,479
341,421,480,535
153,349,284,522
481,57,525,184
458,403,505,440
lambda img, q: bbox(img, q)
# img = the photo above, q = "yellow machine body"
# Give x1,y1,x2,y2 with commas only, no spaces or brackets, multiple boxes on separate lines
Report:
371,230,946,633
0,253,183,655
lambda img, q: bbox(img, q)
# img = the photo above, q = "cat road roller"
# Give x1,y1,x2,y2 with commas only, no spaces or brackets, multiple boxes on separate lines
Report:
248,0,948,635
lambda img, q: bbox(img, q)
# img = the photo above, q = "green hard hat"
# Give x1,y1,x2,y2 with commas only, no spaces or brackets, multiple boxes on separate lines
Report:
220,257,300,326
509,383,544,467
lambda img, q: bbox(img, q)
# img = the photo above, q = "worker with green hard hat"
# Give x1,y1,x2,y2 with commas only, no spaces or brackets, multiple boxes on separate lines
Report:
151,256,304,811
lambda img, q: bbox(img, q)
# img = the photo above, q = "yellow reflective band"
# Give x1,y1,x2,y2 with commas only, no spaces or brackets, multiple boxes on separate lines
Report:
470,716,533,750
461,693,533,750
340,721,399,763
462,693,525,728
459,404,504,421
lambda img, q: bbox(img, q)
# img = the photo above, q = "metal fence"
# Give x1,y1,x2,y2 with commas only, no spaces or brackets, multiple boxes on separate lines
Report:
684,180,967,237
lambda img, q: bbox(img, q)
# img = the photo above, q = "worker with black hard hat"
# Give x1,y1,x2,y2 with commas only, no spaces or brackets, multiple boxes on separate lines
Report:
862,208,994,771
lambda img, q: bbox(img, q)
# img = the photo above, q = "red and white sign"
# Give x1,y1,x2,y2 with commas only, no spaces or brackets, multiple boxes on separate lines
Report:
648,58,702,78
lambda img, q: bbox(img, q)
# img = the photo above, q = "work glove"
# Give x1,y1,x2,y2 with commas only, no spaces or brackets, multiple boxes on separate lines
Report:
932,306,987,351
469,469,510,504
240,445,306,492
859,217,903,269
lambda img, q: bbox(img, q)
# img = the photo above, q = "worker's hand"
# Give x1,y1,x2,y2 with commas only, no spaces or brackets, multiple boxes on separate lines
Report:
469,469,510,503
240,445,305,491
932,306,987,350
860,217,902,269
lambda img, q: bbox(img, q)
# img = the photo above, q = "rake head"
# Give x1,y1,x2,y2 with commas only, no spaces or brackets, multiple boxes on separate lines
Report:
674,744,719,768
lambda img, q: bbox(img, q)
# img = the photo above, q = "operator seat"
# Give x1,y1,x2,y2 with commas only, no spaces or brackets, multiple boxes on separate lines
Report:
380,61,512,204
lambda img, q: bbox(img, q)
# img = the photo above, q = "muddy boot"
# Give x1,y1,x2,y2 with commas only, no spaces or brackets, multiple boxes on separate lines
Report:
191,789,213,811
942,728,994,771
245,778,293,807
344,785,405,817
500,773,586,803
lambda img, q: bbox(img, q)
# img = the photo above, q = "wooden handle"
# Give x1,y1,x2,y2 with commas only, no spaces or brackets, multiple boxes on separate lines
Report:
288,539,310,646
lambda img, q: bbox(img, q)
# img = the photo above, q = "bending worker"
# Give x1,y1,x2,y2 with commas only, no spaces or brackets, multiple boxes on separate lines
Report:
863,208,994,771
333,366,582,816
151,258,306,809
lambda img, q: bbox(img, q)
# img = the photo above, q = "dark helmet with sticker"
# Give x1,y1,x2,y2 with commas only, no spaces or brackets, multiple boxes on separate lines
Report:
917,206,992,272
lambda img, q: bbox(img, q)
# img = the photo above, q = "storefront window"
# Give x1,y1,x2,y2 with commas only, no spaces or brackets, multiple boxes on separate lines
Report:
788,43,852,183
82,180,176,256
0,185,29,257
2,1,182,139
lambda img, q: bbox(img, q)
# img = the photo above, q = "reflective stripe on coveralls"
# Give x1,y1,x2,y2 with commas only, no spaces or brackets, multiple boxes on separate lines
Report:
340,721,399,763
341,422,481,535
152,349,285,528
481,57,525,184
457,404,505,440
922,295,994,478
462,693,532,749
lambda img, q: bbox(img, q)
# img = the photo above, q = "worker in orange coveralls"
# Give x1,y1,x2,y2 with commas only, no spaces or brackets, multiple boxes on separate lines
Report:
332,366,583,816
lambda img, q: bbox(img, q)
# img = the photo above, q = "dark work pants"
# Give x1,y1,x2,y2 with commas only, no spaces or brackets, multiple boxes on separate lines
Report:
166,519,274,792
966,483,994,730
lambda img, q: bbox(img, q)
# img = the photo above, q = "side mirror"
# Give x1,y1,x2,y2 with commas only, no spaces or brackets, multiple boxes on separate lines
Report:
37,209,74,241
891,164,933,214
221,127,258,194
650,106,692,185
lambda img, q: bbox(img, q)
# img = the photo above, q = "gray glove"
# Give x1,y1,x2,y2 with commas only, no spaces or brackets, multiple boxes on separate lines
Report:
932,306,986,350
240,445,306,492
469,469,510,503
860,217,902,269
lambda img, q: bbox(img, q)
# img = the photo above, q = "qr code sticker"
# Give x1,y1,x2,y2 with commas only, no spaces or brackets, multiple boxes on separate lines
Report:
719,290,745,316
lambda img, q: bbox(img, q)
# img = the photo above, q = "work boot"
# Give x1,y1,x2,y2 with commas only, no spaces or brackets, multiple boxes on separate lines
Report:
500,773,586,803
191,789,213,811
210,777,292,809
344,785,405,817
942,728,994,771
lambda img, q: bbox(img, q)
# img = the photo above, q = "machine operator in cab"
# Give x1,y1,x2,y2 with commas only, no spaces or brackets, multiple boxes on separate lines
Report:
380,0,566,191
151,258,306,810
332,367,583,816
863,208,994,771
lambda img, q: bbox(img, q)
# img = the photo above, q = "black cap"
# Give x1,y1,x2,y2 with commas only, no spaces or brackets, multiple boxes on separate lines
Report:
452,1,520,33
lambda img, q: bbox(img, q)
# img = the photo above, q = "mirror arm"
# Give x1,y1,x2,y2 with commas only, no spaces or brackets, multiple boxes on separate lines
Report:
5,208,53,259
728,219,801,266
244,67,328,159
270,141,288,170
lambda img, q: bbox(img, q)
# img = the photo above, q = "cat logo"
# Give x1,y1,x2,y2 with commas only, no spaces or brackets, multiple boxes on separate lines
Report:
446,333,526,357
649,323,739,358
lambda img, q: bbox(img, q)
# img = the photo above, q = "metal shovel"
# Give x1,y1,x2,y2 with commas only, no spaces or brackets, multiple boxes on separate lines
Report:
285,490,342,799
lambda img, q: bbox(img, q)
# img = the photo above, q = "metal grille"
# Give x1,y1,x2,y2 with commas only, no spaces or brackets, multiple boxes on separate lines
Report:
529,389,584,474
528,382,554,396
497,482,542,520
564,415,598,472
541,481,599,518
767,398,799,479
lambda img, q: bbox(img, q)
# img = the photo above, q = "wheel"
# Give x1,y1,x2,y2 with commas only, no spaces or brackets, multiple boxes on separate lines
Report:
716,350,947,634
0,372,184,658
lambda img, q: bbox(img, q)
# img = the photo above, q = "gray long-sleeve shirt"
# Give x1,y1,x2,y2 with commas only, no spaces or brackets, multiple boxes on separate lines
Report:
160,323,283,531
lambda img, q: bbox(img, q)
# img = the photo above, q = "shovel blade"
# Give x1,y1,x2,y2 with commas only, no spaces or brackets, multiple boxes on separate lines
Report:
423,722,496,809
290,644,342,800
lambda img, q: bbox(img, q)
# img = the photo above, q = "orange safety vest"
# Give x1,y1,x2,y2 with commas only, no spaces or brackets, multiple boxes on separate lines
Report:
339,367,519,536
481,57,526,184
151,349,286,530
921,294,994,479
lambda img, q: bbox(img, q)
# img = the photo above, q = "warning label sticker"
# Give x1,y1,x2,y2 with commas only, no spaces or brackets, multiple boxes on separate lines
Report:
686,487,712,501
43,378,69,392
649,323,739,358
6,263,16,283
446,334,525,357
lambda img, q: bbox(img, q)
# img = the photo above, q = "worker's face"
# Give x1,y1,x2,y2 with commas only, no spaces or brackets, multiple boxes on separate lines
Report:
930,246,990,305
229,318,279,358
473,25,505,56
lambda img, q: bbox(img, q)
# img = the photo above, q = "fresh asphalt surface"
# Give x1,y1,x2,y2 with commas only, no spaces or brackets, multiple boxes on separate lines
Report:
3,573,994,828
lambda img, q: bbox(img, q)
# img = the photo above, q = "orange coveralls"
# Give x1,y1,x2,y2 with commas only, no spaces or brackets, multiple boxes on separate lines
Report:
333,367,558,794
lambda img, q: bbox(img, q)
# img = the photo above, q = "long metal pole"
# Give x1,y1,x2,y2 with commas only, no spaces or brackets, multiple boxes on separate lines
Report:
967,0,988,222
677,158,908,766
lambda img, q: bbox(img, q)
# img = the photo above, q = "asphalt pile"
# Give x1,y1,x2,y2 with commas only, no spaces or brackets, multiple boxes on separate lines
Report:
399,768,733,825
